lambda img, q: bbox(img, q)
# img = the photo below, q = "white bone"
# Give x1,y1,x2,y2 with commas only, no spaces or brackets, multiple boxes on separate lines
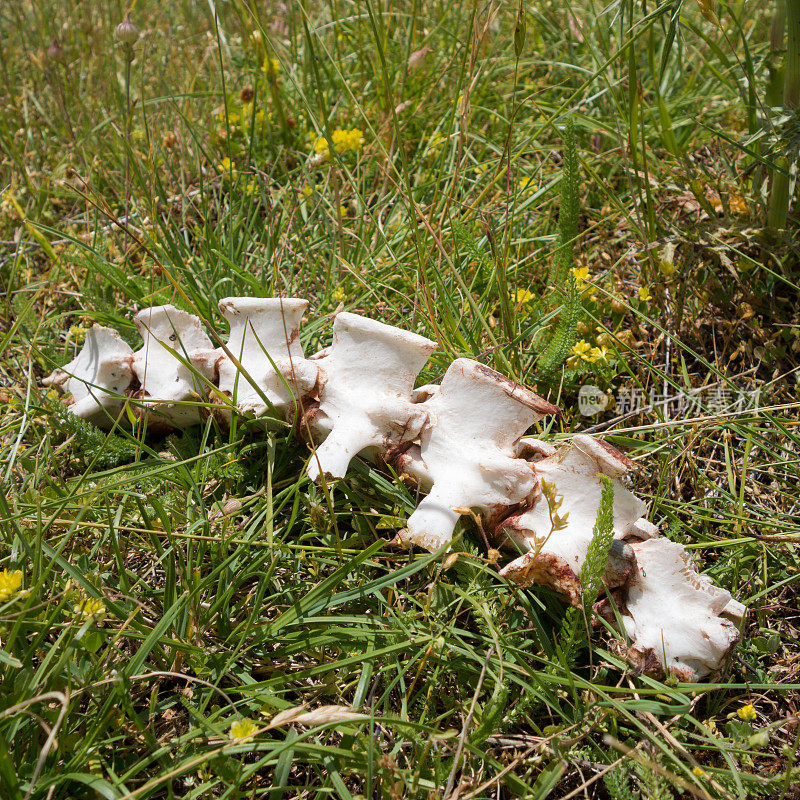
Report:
132,305,219,428
618,537,741,681
307,312,437,480
217,297,317,421
42,304,747,684
43,325,134,428
497,435,647,605
629,517,659,540
398,358,559,552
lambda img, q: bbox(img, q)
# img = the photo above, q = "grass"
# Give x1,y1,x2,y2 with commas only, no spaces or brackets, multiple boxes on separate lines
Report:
1,0,800,797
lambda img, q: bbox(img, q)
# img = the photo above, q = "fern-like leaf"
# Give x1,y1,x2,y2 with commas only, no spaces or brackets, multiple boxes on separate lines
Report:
539,117,582,378
557,474,615,669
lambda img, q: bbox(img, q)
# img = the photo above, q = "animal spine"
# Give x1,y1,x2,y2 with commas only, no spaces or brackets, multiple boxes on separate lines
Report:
45,300,746,681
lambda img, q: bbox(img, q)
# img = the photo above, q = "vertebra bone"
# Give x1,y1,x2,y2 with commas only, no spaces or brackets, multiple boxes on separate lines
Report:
609,537,742,681
498,434,647,606
217,297,317,422
132,305,220,429
305,312,437,481
398,358,559,552
43,325,134,428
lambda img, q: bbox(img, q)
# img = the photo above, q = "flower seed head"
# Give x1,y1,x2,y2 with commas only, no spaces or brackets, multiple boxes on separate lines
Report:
239,85,254,103
47,38,66,64
116,13,139,46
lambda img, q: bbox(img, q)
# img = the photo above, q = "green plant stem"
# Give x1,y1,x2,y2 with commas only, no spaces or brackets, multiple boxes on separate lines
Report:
768,0,800,229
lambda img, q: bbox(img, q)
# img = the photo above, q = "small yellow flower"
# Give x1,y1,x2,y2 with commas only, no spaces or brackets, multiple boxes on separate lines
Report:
0,570,22,602
737,703,757,721
262,56,281,75
571,266,590,287
229,717,259,742
338,205,348,219
514,289,536,307
218,157,232,172
314,128,365,157
638,286,652,302
331,287,346,303
428,130,446,156
74,597,106,621
46,389,60,401
586,346,608,363
570,340,592,360
692,766,706,778
301,184,313,197
68,324,87,343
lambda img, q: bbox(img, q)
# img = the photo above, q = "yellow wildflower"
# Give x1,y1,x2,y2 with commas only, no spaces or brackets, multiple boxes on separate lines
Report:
301,184,313,197
229,717,259,742
332,287,346,303
729,193,748,215
638,286,652,302
46,389,60,401
262,56,281,75
692,766,706,778
314,128,365,157
586,346,608,363
571,266,589,288
514,289,536,307
428,130,446,156
218,157,232,172
74,597,106,621
0,570,22,602
68,324,87,343
570,340,592,360
736,703,757,721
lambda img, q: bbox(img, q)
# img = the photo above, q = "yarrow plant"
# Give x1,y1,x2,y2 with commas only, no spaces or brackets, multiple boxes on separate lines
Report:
0,569,22,602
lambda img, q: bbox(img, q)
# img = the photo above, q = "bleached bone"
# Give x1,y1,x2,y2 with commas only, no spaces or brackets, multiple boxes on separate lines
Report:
217,297,317,422
306,312,437,480
43,304,747,683
497,435,645,599
43,325,134,428
497,435,647,606
132,305,220,428
608,537,742,681
398,359,560,552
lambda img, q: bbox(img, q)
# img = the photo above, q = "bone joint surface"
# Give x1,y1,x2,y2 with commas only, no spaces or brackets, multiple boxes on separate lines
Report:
44,300,746,681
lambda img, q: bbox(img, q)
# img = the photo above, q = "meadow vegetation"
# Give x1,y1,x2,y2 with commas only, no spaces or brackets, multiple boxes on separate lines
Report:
1,0,799,797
